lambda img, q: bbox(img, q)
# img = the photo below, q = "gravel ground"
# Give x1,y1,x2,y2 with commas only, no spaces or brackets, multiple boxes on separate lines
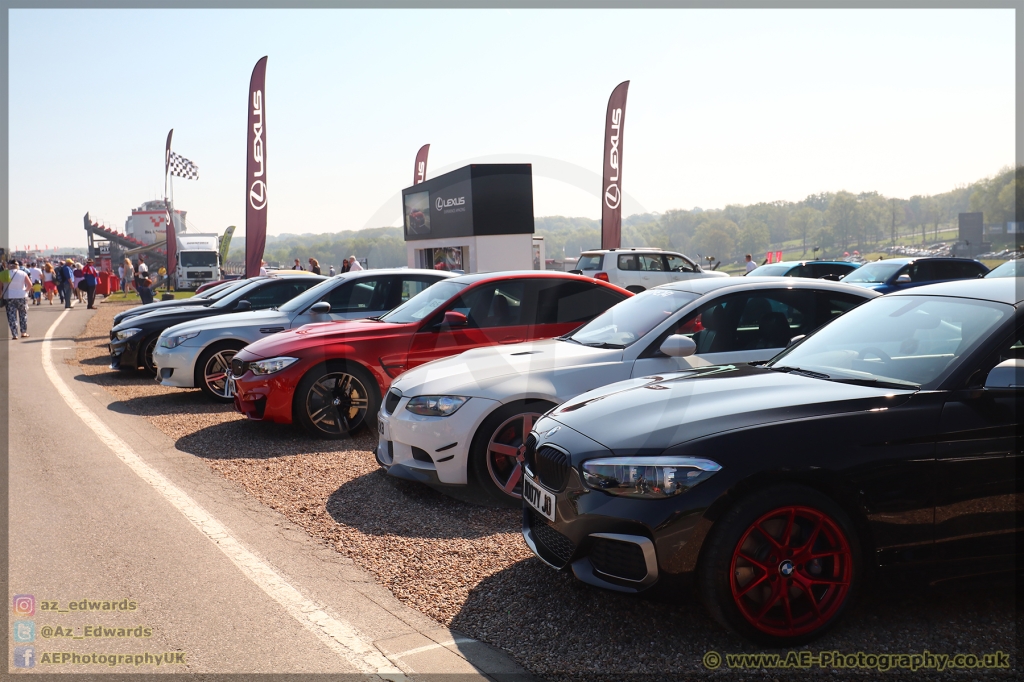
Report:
77,301,1020,679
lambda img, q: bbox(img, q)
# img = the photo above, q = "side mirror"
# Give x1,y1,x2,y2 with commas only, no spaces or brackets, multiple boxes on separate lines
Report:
568,269,583,275
441,311,468,327
896,274,912,284
787,335,806,348
660,334,697,358
984,359,1024,390
234,300,252,312
309,301,331,314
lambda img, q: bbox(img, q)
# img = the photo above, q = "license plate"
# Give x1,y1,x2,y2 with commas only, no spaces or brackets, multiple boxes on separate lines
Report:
523,476,555,522
378,414,390,440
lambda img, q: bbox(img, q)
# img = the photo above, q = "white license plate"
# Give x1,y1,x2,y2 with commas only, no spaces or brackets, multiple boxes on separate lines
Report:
523,476,555,522
378,414,390,440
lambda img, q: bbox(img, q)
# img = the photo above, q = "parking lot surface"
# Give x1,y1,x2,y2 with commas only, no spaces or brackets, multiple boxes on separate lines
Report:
74,300,1020,679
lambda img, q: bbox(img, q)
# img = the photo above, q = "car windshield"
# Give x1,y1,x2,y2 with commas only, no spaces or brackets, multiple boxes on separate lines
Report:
985,260,1023,278
195,281,234,298
180,251,219,268
576,254,603,270
205,278,252,301
210,279,269,308
278,276,342,313
748,264,793,276
841,261,904,283
379,280,468,324
566,289,699,348
768,295,1012,390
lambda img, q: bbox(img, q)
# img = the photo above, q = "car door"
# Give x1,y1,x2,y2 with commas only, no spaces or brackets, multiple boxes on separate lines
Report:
663,254,702,283
288,275,393,328
529,278,631,340
934,323,1023,564
404,279,530,370
614,253,643,290
637,253,671,289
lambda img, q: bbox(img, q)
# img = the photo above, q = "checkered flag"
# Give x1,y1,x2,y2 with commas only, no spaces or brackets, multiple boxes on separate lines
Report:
168,151,199,180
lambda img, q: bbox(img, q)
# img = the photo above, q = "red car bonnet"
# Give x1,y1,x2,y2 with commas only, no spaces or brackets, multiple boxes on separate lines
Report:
237,318,415,360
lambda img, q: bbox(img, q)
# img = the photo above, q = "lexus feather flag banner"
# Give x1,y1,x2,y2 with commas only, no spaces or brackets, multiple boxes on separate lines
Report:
245,56,268,279
601,80,629,250
165,129,177,277
414,144,430,185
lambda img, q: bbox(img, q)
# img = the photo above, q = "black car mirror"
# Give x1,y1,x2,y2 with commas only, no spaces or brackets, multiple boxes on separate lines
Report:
234,300,252,312
309,301,331,314
984,359,1024,391
568,269,583,275
660,334,697,358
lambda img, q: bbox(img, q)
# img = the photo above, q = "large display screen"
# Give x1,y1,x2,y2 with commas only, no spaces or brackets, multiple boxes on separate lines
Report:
404,191,431,237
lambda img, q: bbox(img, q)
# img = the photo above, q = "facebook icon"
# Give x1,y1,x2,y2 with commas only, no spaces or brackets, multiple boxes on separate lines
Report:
14,645,35,668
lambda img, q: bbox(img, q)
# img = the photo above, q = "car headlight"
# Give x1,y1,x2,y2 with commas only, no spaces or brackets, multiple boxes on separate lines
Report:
249,356,299,375
580,456,721,499
405,395,469,417
159,331,200,348
115,327,142,341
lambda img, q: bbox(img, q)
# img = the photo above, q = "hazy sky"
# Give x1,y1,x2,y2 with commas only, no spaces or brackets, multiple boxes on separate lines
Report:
9,8,1015,248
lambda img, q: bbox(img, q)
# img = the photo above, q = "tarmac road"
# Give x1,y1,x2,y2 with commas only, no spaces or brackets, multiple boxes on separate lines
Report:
7,303,529,679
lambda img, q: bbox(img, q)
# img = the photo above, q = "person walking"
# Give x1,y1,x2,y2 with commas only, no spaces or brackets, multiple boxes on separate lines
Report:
2,259,32,339
82,259,100,309
58,259,75,309
137,271,155,305
347,255,363,272
72,262,84,303
123,258,135,294
308,258,321,275
118,263,125,292
328,264,336,276
28,262,43,306
42,263,57,305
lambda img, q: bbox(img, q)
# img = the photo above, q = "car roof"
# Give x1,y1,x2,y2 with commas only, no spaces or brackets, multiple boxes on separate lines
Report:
860,257,985,266
888,277,1021,305
659,276,881,298
329,268,453,280
580,248,680,255
447,270,624,286
758,260,857,267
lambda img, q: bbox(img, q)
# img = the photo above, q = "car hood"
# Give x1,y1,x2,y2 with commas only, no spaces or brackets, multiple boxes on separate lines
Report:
161,309,290,336
237,318,415,360
114,298,209,323
545,364,915,453
391,338,709,397
113,304,235,332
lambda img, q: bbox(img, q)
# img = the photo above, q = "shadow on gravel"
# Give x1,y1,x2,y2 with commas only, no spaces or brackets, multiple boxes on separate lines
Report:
325,471,514,539
449,560,1019,679
73,370,155,387
76,354,121,367
106,391,217,417
175,418,374,460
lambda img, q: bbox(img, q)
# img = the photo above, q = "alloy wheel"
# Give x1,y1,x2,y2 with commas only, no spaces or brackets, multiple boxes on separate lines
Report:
729,505,853,638
485,411,542,499
304,371,369,436
204,349,238,399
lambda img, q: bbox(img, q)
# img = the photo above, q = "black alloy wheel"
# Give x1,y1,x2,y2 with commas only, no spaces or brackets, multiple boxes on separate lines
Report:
294,363,379,439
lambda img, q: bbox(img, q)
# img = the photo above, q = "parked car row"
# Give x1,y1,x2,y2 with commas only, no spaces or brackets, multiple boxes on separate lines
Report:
107,259,1021,647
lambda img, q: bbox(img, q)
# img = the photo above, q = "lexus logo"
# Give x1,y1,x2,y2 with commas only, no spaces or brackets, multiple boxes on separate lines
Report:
250,180,267,210
604,184,620,210
435,196,465,211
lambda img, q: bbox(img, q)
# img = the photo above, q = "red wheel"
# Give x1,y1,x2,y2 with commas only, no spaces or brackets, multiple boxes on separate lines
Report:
698,485,861,646
729,506,853,638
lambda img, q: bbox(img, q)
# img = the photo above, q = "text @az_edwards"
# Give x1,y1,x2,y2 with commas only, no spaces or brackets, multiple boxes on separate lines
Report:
702,649,1011,672
40,624,153,639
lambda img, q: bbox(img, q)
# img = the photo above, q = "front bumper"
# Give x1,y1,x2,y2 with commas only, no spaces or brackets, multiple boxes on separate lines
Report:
375,393,499,486
153,342,202,389
231,360,309,425
108,334,144,370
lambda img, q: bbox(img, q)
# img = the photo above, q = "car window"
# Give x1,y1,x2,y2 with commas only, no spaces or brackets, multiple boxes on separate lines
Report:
569,289,698,348
576,254,603,271
324,277,393,313
664,254,696,273
815,263,855,278
747,263,792,277
396,276,439,305
244,281,317,309
940,261,985,279
786,265,812,278
985,260,1022,278
638,255,664,271
380,280,468,324
816,292,870,327
910,261,940,282
617,254,638,271
842,261,905,283
533,280,629,325
446,280,526,328
671,290,818,353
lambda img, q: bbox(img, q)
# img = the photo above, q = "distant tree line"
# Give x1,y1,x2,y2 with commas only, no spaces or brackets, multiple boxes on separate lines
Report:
228,166,1020,269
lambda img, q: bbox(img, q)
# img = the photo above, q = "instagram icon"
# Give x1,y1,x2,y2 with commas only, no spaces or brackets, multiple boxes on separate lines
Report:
12,594,35,617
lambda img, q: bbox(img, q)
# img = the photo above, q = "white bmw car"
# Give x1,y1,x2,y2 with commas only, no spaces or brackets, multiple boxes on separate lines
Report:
377,277,880,505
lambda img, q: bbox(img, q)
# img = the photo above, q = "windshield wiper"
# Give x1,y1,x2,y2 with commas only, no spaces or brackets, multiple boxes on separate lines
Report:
557,336,583,345
580,342,626,349
768,366,831,379
828,377,919,390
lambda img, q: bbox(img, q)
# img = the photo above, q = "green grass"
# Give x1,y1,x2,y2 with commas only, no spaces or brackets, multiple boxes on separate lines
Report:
103,290,194,302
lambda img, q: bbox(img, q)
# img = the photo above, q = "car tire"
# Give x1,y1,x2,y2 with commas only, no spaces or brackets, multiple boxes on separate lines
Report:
140,336,159,375
625,286,646,294
697,484,862,647
195,342,245,403
468,399,555,508
293,361,379,439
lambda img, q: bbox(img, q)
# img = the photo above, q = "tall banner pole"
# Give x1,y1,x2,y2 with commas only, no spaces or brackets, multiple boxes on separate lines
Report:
164,129,177,290
245,56,269,279
413,144,430,185
601,81,629,250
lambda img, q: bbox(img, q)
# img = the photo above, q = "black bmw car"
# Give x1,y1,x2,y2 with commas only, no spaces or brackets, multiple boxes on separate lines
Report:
111,278,254,327
109,275,324,374
522,278,1020,645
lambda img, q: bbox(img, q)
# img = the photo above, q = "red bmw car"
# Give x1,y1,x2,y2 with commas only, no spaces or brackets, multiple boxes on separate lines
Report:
231,272,631,437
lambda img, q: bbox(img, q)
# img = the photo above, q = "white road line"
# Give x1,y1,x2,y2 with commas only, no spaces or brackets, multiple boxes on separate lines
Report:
392,637,478,659
42,310,407,679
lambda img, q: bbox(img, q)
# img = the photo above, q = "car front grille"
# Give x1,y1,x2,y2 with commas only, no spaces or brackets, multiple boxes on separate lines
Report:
384,388,402,414
589,537,649,582
535,446,570,491
523,433,537,468
528,509,576,566
230,358,249,377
